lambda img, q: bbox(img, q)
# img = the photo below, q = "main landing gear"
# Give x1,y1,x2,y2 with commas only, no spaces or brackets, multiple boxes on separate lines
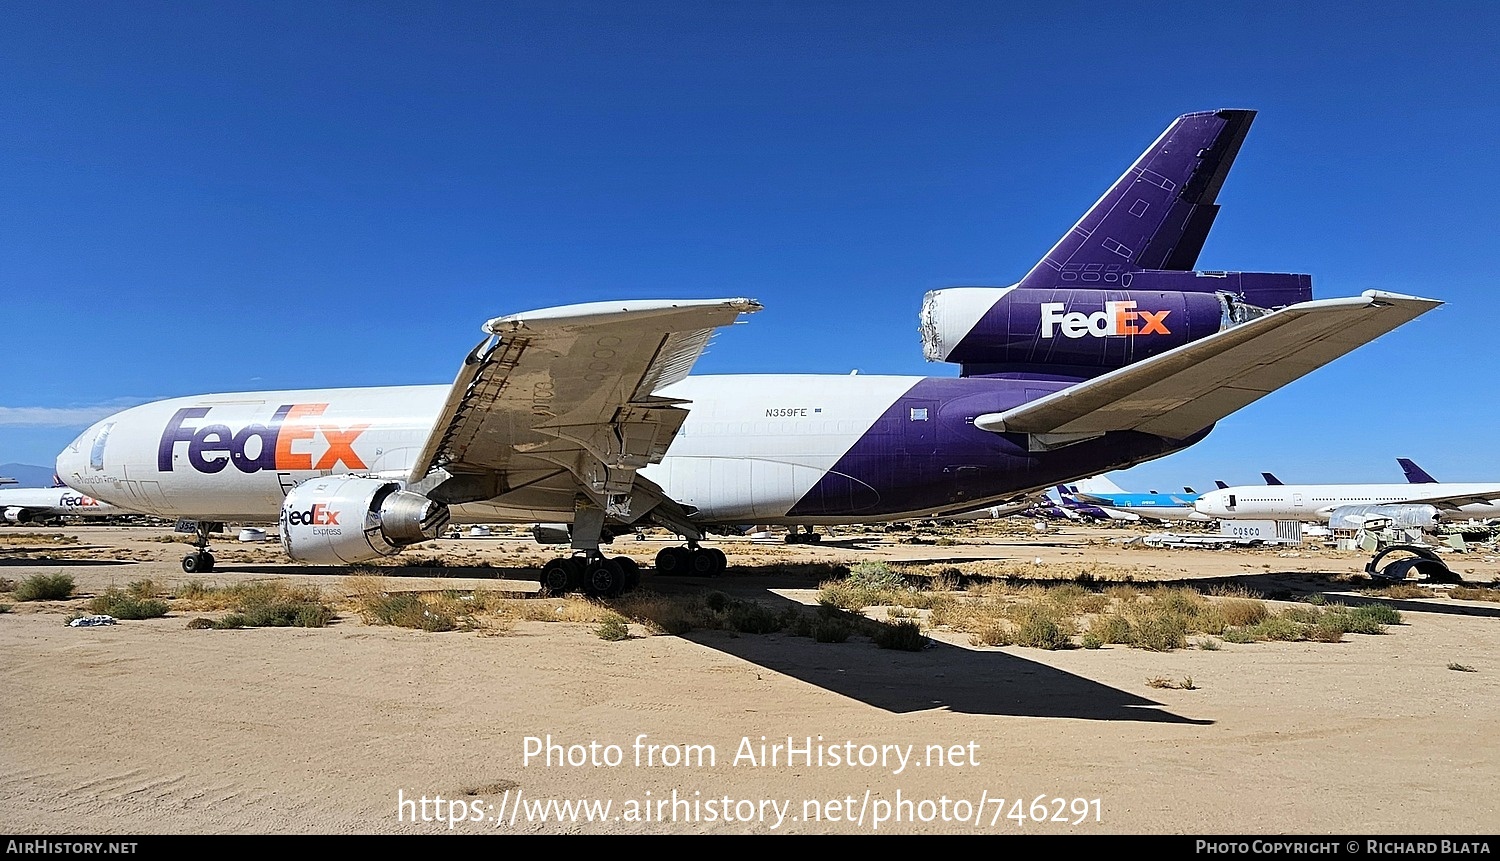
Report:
654,544,727,577
180,521,221,573
538,553,642,598
784,525,822,544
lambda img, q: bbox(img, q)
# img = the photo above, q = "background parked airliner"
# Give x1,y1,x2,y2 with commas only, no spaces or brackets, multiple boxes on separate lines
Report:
55,109,1438,596
0,476,119,524
1195,478,1500,522
1064,475,1210,522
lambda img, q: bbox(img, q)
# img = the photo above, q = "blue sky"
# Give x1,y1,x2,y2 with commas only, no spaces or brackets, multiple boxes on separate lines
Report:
2,1,1497,490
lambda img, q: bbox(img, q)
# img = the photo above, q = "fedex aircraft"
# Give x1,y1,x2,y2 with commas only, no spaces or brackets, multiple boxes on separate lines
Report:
0,476,120,524
55,109,1439,597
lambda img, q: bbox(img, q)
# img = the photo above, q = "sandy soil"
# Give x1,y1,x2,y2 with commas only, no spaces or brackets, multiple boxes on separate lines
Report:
2,522,1498,835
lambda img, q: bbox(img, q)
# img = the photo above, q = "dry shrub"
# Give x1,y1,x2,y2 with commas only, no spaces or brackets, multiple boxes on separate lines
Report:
1450,586,1500,603
1216,598,1269,627
969,621,1013,647
1089,614,1133,645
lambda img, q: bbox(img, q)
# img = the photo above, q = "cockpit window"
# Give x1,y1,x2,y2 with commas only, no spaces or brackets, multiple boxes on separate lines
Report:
89,422,114,471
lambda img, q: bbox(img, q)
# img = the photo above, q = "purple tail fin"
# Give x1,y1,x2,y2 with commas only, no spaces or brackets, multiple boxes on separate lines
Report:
1261,472,1283,486
1018,109,1256,289
1214,480,1228,490
1397,458,1438,483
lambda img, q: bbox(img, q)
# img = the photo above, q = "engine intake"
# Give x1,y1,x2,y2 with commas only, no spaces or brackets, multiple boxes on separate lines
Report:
279,475,450,564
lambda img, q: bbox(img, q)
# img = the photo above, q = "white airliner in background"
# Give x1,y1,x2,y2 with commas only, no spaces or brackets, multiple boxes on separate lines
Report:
1194,479,1500,522
0,480,120,524
54,109,1438,596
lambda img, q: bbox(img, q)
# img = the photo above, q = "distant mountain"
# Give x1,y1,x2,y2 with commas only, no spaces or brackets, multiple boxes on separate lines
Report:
0,463,58,488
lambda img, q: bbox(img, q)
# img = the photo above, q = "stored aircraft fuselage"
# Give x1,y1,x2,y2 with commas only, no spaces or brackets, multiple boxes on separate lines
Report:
59,376,1198,527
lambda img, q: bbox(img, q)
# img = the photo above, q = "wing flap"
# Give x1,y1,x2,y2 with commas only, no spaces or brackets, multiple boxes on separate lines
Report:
410,298,761,487
975,290,1439,440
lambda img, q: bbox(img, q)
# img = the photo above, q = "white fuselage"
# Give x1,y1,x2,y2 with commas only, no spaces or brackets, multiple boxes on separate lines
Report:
0,486,120,522
1195,483,1500,521
56,374,1064,526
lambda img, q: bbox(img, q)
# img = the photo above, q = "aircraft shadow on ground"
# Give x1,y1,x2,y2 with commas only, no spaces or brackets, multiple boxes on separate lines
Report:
0,557,134,567
1164,570,1500,622
89,554,1499,716
654,584,1210,724
207,560,1206,723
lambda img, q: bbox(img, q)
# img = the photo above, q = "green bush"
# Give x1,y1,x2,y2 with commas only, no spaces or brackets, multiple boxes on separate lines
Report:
726,601,784,634
361,593,451,631
15,573,74,601
1131,616,1187,652
88,588,169,620
595,617,630,641
1091,614,1134,645
848,561,907,591
812,617,851,643
872,619,928,651
1015,613,1072,650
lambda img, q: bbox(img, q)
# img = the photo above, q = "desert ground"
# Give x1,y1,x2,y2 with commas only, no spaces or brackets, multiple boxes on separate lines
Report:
2,520,1498,835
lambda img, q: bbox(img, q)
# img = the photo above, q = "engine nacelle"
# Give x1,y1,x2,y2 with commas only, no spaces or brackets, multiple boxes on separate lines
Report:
279,475,450,564
920,272,1310,377
3,507,38,524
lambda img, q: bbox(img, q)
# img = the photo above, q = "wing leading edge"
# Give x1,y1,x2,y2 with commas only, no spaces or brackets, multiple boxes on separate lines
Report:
974,290,1440,448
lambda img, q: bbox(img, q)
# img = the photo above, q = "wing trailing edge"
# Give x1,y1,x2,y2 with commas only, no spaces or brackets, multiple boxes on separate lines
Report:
973,290,1440,447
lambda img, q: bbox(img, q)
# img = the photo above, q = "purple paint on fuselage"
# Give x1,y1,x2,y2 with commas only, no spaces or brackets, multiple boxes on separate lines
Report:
786,377,1209,517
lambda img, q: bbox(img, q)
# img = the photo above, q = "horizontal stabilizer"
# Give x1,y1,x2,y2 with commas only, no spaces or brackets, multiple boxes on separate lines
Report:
973,290,1439,443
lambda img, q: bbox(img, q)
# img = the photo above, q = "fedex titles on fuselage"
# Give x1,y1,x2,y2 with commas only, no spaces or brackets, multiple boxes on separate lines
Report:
1040,301,1170,339
158,403,369,475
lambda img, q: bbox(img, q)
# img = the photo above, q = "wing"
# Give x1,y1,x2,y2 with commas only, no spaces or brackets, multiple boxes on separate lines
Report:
1388,488,1500,511
973,290,1439,448
408,298,761,522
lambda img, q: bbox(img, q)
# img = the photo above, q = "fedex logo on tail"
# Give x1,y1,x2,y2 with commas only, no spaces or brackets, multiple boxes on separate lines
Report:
1040,301,1170,339
158,404,369,474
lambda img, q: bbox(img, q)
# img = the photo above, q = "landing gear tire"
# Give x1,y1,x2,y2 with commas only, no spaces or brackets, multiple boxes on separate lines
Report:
689,547,724,577
584,558,626,598
181,551,215,574
540,559,575,596
709,548,727,575
616,557,641,593
655,546,691,575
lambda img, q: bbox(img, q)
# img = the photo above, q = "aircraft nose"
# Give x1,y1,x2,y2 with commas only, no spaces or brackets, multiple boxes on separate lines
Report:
55,438,84,485
56,419,106,485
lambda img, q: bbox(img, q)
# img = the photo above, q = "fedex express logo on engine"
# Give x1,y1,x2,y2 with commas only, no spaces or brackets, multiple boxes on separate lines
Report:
158,404,369,474
1040,301,1170,339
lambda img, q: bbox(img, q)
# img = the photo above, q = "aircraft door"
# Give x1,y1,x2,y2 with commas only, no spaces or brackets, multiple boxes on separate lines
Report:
903,399,938,456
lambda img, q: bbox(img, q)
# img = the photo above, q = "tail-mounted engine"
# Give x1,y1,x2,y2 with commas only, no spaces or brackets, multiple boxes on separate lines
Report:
921,272,1311,377
279,475,450,564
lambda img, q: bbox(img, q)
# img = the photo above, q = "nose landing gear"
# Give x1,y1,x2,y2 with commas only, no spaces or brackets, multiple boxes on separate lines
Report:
178,520,222,573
